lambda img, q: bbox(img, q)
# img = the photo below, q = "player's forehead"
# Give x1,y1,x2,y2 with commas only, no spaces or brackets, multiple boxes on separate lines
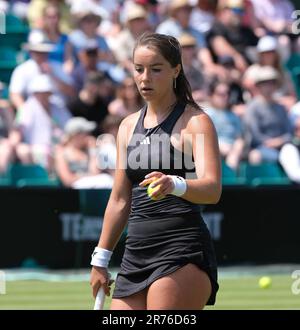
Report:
133,45,169,66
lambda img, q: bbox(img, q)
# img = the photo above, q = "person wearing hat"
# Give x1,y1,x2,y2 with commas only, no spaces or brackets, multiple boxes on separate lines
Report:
178,33,207,103
156,0,206,50
243,66,293,164
111,4,151,73
156,0,221,82
9,74,71,171
54,116,114,188
9,29,75,112
243,35,296,109
69,8,114,64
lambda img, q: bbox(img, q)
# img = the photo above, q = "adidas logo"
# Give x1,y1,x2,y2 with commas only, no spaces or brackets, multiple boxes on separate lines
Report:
140,136,151,145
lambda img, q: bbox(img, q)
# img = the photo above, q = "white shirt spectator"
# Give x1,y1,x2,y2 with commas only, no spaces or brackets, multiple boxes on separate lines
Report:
16,96,71,147
9,59,74,105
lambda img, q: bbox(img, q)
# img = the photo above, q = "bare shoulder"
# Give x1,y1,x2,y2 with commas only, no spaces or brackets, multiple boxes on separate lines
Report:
117,110,141,146
183,104,215,134
119,111,140,130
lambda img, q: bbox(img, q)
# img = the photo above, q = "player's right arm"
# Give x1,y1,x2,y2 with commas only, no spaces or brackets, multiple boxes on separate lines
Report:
90,113,137,297
97,117,133,251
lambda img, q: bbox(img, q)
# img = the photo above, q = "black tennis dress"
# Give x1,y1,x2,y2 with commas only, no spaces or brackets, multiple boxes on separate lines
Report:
112,101,219,305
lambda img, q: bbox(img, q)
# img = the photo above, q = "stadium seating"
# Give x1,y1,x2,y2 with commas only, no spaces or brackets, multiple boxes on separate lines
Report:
0,46,18,84
6,163,60,187
285,53,300,100
0,177,11,186
0,14,29,48
0,14,29,83
221,160,246,185
240,162,291,186
5,14,29,33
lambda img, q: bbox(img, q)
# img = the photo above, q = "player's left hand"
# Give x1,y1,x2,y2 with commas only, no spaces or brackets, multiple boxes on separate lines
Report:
139,171,174,199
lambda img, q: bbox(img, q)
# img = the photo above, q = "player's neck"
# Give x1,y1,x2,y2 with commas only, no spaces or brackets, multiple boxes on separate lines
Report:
147,95,177,116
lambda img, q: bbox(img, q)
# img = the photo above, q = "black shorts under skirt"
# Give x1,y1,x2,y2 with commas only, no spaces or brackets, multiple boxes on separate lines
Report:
112,212,219,305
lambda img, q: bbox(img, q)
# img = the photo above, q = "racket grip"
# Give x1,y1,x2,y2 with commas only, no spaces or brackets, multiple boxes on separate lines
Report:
94,287,106,310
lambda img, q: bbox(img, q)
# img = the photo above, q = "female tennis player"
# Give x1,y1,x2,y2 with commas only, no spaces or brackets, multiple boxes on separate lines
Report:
90,32,221,310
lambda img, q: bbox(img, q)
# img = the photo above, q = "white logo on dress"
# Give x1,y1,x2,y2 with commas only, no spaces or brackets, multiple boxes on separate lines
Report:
140,137,150,145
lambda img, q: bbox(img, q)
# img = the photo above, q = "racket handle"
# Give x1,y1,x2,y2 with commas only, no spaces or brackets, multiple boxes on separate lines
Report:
94,287,105,310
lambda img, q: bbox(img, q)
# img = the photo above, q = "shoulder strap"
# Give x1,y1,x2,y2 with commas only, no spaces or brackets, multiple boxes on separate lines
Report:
160,102,186,134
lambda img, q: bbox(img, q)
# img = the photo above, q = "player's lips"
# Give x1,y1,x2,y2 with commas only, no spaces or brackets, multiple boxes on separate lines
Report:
140,87,154,94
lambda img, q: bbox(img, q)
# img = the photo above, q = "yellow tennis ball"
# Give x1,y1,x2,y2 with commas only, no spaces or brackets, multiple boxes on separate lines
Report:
147,178,163,201
258,276,272,289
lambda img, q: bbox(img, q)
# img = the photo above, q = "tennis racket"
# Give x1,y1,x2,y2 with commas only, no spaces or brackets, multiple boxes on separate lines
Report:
93,273,111,310
94,286,106,310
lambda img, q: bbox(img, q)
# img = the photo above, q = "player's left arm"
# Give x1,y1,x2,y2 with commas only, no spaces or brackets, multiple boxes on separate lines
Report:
182,111,222,204
140,111,222,204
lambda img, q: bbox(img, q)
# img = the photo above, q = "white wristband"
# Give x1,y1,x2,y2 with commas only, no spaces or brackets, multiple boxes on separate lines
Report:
168,175,187,197
91,247,113,268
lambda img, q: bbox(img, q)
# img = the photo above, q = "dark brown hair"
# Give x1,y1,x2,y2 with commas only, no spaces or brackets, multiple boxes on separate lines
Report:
133,32,200,110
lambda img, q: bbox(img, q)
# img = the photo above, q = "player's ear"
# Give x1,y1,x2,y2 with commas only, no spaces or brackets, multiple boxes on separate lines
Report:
174,64,181,79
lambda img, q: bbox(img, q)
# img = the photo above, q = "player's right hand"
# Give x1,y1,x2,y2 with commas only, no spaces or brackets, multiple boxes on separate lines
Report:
90,266,113,298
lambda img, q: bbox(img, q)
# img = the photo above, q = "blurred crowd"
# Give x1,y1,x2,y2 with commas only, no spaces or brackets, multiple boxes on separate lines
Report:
0,0,300,187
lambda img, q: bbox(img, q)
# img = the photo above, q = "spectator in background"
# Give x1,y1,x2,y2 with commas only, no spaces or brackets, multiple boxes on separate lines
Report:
217,55,245,109
206,79,245,170
178,33,207,104
190,0,218,35
71,39,101,92
69,9,125,83
96,114,123,178
0,82,15,174
157,0,226,80
111,4,151,74
68,0,121,38
279,103,300,184
9,74,71,171
243,66,293,164
206,0,258,73
132,0,160,28
9,30,75,111
250,0,295,35
55,117,114,189
67,71,109,136
243,35,296,109
250,0,298,62
108,76,144,118
40,3,74,73
69,9,115,65
27,0,73,34
156,0,206,48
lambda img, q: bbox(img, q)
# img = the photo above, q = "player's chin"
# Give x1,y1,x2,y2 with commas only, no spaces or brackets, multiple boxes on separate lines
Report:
140,91,156,101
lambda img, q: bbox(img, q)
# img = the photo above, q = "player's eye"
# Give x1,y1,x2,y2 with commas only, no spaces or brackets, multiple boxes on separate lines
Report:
135,67,143,73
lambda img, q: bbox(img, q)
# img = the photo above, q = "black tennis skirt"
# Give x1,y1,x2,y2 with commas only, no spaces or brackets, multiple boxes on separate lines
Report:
112,212,219,305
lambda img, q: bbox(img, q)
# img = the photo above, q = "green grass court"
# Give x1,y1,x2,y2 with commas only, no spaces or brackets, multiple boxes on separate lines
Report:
0,272,299,310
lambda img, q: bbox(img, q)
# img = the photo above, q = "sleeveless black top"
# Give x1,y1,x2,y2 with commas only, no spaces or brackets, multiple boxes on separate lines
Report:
126,101,201,221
